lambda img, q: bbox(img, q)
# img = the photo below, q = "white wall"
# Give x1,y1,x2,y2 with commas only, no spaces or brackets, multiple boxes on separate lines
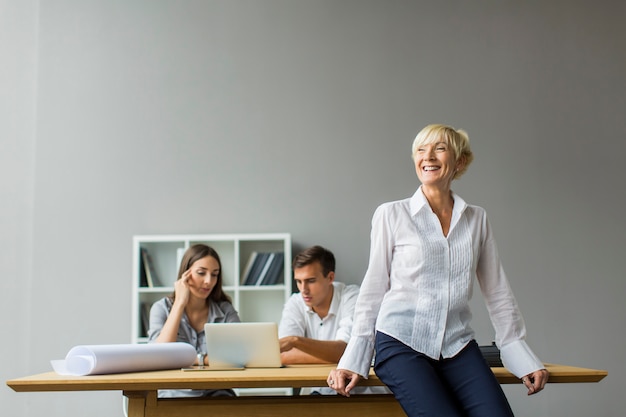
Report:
1,0,37,416
3,1,624,416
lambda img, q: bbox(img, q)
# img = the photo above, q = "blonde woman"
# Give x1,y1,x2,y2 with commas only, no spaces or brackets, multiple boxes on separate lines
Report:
328,124,548,416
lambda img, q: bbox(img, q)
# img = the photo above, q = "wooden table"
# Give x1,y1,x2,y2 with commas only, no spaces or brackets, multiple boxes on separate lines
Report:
7,364,607,417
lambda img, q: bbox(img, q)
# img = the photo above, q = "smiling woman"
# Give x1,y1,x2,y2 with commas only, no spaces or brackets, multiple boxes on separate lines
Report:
412,124,474,183
146,244,241,398
328,124,549,417
411,125,475,236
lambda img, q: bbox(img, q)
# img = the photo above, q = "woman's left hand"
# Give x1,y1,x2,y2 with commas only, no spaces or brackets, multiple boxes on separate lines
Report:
327,368,361,397
521,368,549,395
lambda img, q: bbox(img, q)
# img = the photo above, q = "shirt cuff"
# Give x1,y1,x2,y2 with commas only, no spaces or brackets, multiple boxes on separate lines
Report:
500,339,544,378
337,336,374,379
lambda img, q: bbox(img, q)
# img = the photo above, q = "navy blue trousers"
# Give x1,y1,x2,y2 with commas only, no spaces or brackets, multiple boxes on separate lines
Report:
374,332,515,417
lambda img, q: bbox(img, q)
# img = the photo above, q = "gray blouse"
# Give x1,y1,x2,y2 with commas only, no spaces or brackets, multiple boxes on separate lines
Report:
148,297,241,397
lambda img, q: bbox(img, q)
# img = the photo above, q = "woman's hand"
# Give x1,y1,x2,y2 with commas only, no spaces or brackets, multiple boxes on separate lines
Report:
521,368,549,395
327,368,361,397
173,269,192,307
154,271,191,343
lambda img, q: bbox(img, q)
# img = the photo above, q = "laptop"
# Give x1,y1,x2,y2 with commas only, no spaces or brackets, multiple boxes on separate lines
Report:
203,322,283,369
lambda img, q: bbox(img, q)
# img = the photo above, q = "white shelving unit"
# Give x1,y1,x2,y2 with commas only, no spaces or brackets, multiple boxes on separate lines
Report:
131,233,292,344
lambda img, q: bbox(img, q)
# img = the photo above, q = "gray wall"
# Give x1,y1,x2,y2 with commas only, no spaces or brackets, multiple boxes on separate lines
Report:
2,1,624,416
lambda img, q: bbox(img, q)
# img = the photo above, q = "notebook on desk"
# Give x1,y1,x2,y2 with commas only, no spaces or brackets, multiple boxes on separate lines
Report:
204,322,283,369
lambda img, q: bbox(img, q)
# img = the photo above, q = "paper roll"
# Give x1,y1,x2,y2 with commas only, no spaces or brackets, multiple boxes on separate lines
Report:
51,342,196,376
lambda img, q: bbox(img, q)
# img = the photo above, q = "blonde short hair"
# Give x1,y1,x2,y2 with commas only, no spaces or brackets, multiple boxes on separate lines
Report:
411,124,474,179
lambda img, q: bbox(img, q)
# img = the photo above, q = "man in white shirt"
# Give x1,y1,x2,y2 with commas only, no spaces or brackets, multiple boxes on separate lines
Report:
279,245,388,395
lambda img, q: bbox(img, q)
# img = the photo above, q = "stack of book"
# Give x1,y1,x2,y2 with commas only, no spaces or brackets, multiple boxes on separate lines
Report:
479,342,503,367
241,252,284,286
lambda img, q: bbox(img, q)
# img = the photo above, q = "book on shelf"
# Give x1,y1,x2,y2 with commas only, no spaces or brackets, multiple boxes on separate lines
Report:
254,252,276,285
243,252,270,285
139,252,149,287
140,248,162,287
259,252,284,285
240,251,259,285
241,251,285,286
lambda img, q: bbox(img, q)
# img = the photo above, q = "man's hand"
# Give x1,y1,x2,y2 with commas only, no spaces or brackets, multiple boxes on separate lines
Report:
279,336,346,364
279,336,298,353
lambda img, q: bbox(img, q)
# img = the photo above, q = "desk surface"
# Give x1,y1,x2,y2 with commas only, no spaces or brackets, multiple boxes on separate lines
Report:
7,363,607,393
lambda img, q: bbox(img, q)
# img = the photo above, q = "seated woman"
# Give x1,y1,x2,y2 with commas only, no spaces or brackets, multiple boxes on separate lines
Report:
148,244,241,397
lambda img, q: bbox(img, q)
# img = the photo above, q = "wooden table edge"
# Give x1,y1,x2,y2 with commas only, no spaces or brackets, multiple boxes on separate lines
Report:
6,363,608,393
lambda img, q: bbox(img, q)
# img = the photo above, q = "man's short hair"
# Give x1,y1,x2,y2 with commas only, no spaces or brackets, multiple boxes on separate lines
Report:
292,245,335,277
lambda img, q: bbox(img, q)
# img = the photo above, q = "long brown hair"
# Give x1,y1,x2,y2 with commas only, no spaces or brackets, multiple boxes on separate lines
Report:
171,244,232,305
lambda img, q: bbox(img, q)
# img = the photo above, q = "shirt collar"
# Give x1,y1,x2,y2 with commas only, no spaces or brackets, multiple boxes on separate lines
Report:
328,282,343,316
410,185,468,221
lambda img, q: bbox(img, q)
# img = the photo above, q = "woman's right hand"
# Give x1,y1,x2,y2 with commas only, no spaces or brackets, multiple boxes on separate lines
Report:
173,269,192,307
327,368,361,397
154,270,191,343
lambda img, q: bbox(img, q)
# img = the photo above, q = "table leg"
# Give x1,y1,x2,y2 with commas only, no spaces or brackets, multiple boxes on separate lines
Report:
124,391,157,417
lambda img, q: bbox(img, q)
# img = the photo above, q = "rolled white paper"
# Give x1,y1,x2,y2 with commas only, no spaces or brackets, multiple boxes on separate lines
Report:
51,343,196,376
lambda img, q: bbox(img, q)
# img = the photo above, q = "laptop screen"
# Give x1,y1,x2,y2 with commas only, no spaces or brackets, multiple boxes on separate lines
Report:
204,322,282,368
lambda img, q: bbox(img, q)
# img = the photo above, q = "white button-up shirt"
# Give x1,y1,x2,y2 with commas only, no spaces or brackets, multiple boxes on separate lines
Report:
338,187,544,379
280,281,390,394
279,281,359,343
